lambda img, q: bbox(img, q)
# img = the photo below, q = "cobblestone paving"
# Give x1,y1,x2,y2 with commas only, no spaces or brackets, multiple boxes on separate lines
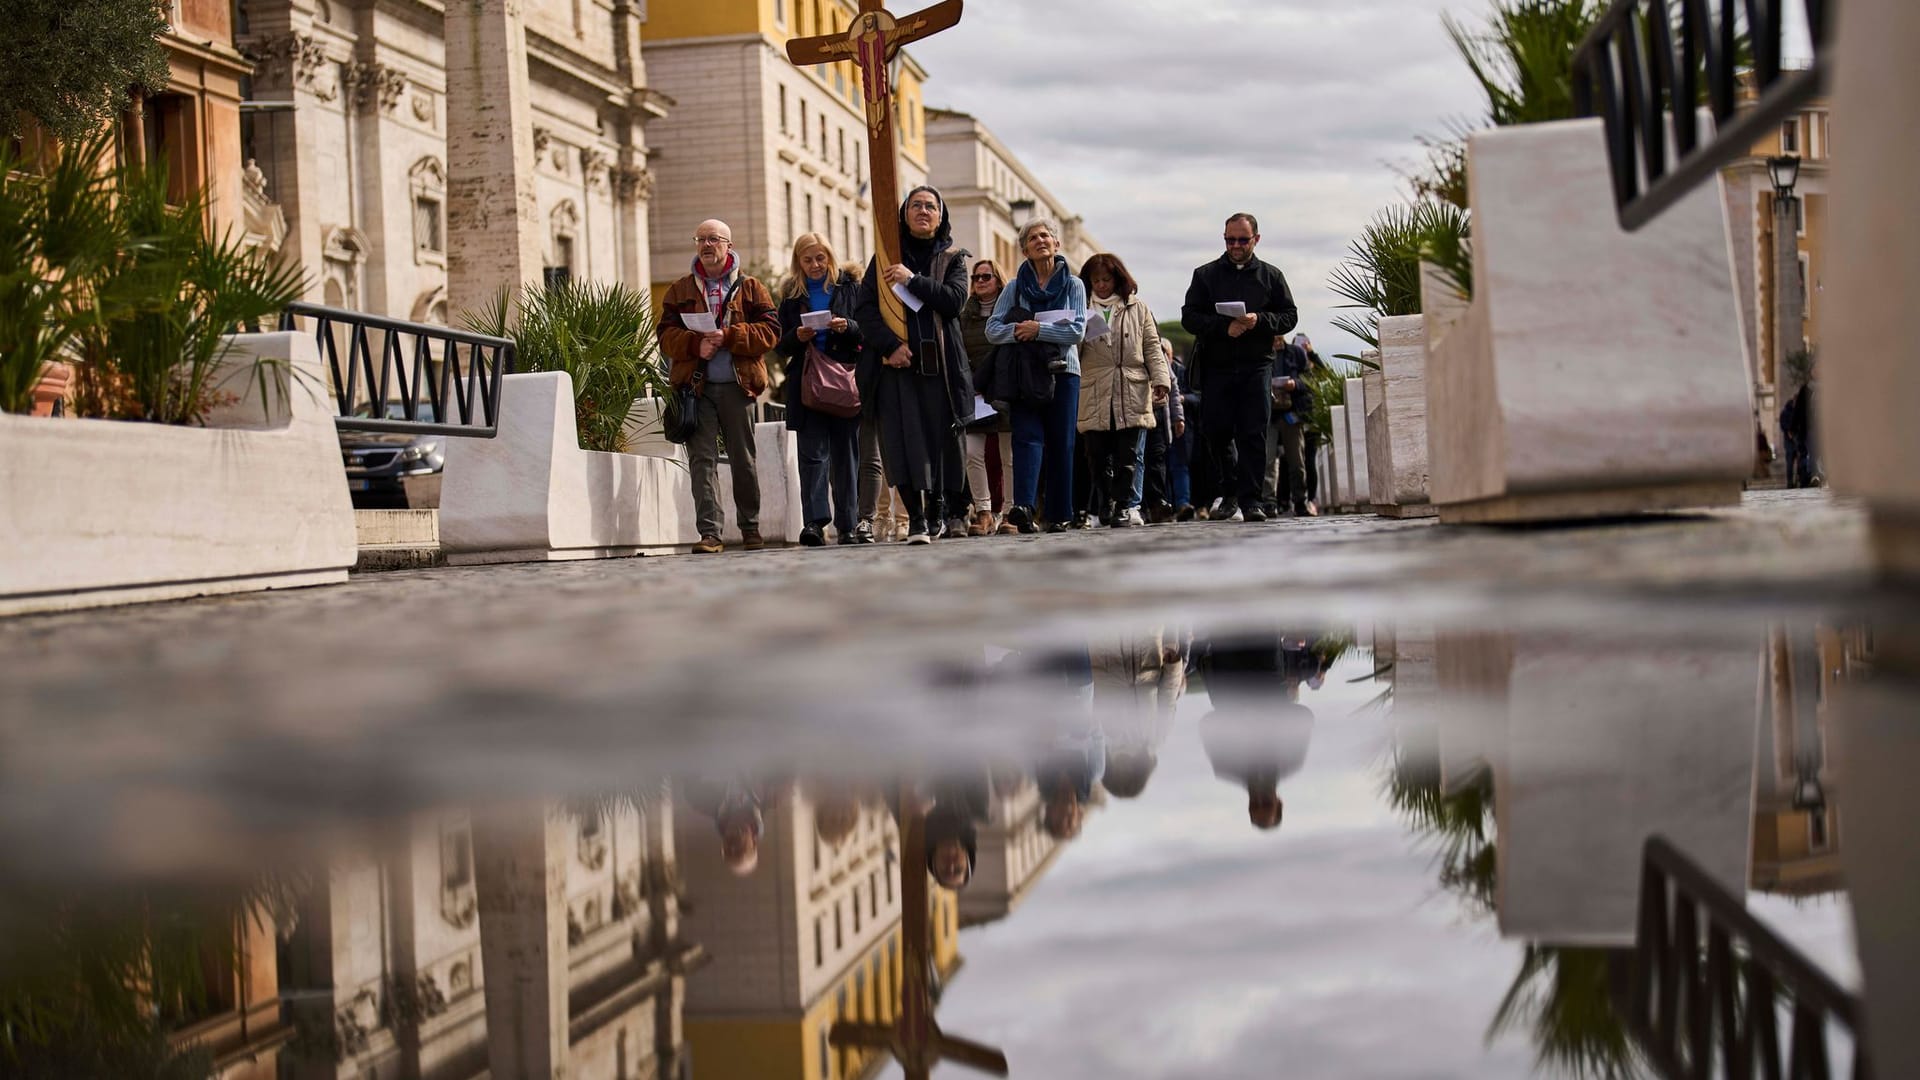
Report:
0,489,1897,875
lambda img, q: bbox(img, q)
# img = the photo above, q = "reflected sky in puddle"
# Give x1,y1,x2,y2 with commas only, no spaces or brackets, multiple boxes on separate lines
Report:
0,614,1904,1079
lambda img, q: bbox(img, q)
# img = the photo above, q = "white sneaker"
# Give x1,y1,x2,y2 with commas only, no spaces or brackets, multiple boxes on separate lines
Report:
1123,507,1145,527
1228,506,1245,522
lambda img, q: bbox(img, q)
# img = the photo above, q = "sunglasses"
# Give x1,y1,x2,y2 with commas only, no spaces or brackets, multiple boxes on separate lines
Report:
1223,236,1255,246
971,273,997,282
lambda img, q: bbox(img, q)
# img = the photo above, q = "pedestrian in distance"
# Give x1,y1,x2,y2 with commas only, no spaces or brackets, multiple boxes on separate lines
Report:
958,259,1015,536
1179,212,1299,523
988,219,1088,533
853,186,975,545
1075,253,1171,528
659,219,782,554
775,232,866,547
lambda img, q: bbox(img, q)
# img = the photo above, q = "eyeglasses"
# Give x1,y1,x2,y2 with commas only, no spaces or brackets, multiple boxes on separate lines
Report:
906,201,941,212
694,235,731,247
1223,236,1255,246
971,273,997,282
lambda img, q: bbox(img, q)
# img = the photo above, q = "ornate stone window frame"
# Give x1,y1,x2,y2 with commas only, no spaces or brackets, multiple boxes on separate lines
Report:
409,157,447,267
549,200,580,280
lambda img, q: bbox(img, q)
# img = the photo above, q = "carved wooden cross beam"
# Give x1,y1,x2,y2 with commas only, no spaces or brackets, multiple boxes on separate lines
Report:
786,0,964,339
827,782,1008,1080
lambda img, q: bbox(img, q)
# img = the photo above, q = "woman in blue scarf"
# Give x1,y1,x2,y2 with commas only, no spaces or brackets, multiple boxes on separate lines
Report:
986,219,1089,532
853,186,975,544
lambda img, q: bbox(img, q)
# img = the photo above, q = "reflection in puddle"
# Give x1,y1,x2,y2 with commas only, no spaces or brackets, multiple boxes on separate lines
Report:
0,621,1906,1078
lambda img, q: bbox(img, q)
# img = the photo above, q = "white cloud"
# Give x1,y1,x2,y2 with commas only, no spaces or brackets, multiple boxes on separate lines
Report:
906,0,1491,363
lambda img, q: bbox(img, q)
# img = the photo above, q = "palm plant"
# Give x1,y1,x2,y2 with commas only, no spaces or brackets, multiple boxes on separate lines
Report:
1489,945,1645,1078
1446,0,1608,128
465,280,668,453
0,134,306,423
1328,201,1470,356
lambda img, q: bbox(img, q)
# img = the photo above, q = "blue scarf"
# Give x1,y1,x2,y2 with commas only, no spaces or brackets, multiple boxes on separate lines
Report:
806,275,833,312
1016,255,1072,313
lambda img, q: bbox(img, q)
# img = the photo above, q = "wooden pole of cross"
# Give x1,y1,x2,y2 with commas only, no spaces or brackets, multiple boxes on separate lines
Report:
826,783,1008,1080
786,0,963,340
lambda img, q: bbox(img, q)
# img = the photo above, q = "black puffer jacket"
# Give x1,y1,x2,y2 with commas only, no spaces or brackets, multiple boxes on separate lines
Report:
776,270,865,430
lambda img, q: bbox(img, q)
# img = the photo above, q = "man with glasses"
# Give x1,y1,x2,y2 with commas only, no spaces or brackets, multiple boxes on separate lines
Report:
660,219,782,554
1179,213,1298,522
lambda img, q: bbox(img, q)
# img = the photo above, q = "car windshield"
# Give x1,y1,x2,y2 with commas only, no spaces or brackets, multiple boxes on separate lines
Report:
352,402,438,423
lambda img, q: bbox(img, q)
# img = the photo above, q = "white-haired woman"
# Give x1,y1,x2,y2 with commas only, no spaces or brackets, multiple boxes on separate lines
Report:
986,219,1087,532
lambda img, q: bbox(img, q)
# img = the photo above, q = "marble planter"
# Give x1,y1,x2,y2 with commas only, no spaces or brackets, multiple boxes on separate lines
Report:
1425,118,1753,525
439,372,801,564
1342,376,1371,507
1824,0,1920,581
0,332,357,616
1366,315,1437,518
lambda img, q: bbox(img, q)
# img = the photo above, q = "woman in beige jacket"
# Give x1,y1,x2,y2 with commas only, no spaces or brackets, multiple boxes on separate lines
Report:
1076,253,1171,527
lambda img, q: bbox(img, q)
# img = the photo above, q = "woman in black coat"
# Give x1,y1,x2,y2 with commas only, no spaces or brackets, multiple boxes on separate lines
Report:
854,185,974,544
775,232,866,546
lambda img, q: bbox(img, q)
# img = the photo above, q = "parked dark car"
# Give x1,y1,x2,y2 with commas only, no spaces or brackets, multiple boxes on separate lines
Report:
339,403,445,509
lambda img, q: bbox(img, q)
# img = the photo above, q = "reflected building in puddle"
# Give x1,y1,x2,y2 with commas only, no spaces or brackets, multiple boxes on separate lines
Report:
1752,625,1870,897
673,784,961,1080
279,795,698,1079
957,774,1065,929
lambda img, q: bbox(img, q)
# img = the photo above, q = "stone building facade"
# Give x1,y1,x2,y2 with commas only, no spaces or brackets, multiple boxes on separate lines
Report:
279,799,695,1079
641,0,932,298
674,786,961,1080
957,775,1069,929
924,107,1103,274
236,0,666,323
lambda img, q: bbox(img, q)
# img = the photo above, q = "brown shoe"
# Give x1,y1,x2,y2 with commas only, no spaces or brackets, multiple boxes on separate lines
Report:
740,528,766,551
692,535,723,554
995,516,1019,535
968,510,992,537
1302,501,1320,518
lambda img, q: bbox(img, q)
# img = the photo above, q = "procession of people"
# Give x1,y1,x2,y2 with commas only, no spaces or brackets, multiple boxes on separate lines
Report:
660,196,1321,553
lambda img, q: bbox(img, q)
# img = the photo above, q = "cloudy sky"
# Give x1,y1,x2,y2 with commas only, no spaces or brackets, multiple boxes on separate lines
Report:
903,0,1494,365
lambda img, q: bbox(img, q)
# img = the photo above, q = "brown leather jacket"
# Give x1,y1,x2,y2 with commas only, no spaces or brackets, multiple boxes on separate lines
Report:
659,263,781,395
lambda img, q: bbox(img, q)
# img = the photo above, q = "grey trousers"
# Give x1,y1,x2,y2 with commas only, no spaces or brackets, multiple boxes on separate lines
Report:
689,381,760,539
858,415,885,522
1264,418,1308,509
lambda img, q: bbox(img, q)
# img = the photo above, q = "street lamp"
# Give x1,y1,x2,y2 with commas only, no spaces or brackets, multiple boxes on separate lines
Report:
1008,197,1035,228
1767,152,1805,436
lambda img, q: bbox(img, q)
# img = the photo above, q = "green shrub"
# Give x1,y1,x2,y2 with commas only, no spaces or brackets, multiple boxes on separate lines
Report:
465,280,669,453
1327,201,1470,356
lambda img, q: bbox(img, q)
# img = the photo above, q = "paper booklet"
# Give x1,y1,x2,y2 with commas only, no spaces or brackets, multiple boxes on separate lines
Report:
1213,301,1248,318
892,282,925,312
1035,308,1077,324
1083,310,1112,342
969,395,999,423
681,311,718,333
800,309,835,330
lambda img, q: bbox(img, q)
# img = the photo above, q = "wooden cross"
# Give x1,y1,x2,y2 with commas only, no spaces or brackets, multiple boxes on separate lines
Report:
786,0,964,339
826,784,1008,1080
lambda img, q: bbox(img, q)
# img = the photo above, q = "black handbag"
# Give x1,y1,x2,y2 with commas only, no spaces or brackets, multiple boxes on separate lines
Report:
985,304,1058,406
663,375,701,445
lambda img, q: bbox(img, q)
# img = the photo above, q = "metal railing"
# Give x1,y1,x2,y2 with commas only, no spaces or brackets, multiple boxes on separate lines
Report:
1612,835,1870,1079
280,302,514,438
1571,0,1834,230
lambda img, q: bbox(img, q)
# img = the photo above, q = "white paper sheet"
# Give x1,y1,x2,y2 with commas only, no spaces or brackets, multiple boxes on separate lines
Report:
800,309,835,331
969,395,998,423
681,311,718,333
1035,308,1076,324
1083,310,1111,342
1213,301,1247,318
892,282,924,312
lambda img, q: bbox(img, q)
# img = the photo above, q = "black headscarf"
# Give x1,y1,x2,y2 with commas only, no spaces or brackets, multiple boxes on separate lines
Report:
898,184,953,273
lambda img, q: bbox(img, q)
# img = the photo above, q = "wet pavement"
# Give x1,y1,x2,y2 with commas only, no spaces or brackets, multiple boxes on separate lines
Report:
0,488,1912,1078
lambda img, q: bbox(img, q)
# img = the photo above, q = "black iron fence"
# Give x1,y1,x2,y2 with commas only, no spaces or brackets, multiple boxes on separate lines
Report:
280,302,514,438
1612,835,1869,1079
1572,0,1834,230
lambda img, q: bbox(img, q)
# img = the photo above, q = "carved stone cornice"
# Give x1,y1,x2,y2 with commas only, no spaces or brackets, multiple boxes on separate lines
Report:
244,31,336,100
580,147,610,188
343,61,409,114
611,163,655,203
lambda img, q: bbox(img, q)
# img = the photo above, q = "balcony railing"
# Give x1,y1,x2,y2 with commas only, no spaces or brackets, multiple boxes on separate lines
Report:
280,302,514,438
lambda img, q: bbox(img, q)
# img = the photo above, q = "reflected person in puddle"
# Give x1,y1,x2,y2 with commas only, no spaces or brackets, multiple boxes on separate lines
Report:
923,773,991,890
684,776,768,875
1198,631,1319,830
1096,628,1190,799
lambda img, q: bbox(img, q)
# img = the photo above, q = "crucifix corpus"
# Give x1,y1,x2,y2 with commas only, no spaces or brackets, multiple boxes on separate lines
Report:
787,0,963,340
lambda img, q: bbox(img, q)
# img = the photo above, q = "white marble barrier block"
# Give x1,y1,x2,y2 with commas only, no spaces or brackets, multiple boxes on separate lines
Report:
440,373,801,564
1426,118,1753,524
1824,0,1920,580
1323,420,1343,511
1342,377,1371,505
1369,315,1436,518
1330,405,1352,510
0,333,356,616
1315,444,1332,510
1446,632,1757,945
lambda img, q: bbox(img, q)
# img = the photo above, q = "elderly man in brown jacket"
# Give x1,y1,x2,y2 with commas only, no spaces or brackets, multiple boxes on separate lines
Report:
660,218,782,554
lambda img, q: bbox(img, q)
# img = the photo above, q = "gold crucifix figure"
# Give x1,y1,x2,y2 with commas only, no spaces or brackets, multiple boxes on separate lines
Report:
786,0,964,339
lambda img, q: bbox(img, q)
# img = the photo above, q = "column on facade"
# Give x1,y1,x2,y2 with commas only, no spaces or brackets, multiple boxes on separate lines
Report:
443,0,545,315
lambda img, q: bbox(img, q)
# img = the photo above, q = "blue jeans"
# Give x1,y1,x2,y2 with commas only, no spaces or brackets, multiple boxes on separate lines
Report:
796,414,861,534
1170,425,1192,508
1011,373,1081,523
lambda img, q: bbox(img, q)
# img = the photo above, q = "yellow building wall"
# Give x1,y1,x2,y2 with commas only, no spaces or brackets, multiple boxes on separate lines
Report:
687,1018,812,1080
642,0,765,42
